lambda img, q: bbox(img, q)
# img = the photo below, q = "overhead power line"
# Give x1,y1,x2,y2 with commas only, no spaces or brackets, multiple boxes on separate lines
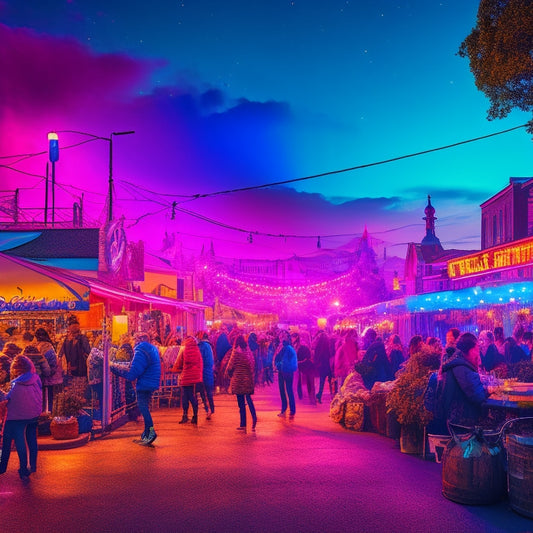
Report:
1,123,528,246
183,122,531,199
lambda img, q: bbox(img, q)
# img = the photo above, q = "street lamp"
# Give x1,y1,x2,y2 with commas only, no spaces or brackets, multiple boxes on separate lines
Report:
55,129,135,223
108,131,135,222
47,132,59,227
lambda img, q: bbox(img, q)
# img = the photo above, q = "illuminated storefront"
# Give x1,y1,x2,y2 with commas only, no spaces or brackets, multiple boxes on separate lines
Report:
448,235,533,288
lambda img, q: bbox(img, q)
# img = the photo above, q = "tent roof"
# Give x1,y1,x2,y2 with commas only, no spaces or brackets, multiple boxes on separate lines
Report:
0,252,206,314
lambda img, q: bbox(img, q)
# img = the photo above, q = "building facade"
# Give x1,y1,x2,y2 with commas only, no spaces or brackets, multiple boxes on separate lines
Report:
404,196,475,295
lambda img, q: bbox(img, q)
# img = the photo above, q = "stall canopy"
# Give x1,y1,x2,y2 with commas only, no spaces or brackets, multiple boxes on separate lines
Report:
0,252,90,312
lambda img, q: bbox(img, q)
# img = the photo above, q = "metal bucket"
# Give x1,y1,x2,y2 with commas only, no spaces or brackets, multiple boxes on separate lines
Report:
442,427,506,505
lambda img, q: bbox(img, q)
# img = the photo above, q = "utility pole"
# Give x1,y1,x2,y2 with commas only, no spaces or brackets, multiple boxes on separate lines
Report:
108,131,135,222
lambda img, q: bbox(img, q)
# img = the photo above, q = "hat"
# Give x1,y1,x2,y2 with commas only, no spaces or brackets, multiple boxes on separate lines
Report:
134,331,150,342
35,328,52,343
10,355,35,379
3,343,22,357
22,331,34,342
23,345,41,356
67,315,80,326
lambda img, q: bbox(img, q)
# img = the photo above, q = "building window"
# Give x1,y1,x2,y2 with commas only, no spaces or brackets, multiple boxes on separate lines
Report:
499,210,503,244
493,215,497,246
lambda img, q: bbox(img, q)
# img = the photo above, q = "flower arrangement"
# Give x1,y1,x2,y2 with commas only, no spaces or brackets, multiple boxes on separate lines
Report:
386,346,441,427
52,390,83,418
510,360,533,383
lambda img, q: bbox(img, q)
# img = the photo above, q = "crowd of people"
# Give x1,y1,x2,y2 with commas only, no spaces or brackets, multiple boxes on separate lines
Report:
2,315,533,480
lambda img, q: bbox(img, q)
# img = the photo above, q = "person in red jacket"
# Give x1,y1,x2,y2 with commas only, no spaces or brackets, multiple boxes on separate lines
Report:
173,336,203,425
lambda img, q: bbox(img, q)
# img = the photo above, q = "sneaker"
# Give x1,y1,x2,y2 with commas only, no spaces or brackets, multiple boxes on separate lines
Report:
252,418,257,431
277,412,286,417
133,430,148,443
179,417,189,424
206,410,212,420
19,469,31,482
236,426,246,431
139,427,157,446
191,415,198,425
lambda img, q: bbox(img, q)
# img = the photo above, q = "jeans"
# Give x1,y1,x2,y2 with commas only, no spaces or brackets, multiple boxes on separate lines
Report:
136,390,154,432
236,394,257,427
0,418,38,476
199,383,215,413
181,384,200,418
90,382,104,421
298,370,316,403
317,370,333,401
278,371,296,415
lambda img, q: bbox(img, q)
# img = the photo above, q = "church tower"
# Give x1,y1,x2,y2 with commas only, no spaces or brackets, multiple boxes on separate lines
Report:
420,195,443,255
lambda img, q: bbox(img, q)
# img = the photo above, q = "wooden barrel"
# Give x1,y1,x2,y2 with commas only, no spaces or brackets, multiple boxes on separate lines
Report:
442,431,506,505
506,434,533,518
400,424,424,455
369,392,387,435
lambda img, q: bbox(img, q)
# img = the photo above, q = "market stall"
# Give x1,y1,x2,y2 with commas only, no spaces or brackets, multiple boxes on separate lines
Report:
0,252,206,435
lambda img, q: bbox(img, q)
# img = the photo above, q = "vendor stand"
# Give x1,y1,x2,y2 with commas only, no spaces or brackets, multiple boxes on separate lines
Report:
0,252,206,435
487,382,533,419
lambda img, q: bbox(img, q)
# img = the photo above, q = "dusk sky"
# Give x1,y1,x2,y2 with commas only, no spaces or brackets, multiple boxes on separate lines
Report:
1,1,532,261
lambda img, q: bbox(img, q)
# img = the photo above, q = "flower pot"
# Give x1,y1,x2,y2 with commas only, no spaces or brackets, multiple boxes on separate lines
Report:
400,424,424,455
50,417,79,440
344,401,364,431
369,392,387,435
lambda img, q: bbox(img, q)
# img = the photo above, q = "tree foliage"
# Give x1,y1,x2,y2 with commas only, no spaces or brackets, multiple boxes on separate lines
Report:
458,0,533,130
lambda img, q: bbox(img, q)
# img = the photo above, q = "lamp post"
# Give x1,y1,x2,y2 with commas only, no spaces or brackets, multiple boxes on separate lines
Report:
47,132,59,227
108,131,135,222
55,129,135,223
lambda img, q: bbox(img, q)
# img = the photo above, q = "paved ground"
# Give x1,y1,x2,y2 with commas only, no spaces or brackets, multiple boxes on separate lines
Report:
1,384,532,533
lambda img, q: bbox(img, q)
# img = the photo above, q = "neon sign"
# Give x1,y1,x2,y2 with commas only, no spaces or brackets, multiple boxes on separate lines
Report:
448,236,533,279
0,296,89,312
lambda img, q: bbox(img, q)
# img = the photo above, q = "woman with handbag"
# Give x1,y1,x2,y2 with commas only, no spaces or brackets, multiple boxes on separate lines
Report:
226,335,257,432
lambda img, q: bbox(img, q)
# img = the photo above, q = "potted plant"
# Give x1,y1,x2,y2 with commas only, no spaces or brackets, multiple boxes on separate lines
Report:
510,360,533,383
386,346,441,454
50,390,84,440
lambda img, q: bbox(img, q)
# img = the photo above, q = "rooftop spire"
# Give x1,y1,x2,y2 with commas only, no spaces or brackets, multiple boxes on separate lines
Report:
421,194,443,250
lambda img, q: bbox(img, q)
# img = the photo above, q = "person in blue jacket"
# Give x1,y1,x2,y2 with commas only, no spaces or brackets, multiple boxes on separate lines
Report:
111,331,161,445
274,330,298,417
437,332,488,433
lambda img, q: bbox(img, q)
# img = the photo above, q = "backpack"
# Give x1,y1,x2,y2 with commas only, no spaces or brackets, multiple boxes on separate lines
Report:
423,371,440,419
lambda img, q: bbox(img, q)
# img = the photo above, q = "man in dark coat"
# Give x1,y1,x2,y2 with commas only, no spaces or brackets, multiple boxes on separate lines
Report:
59,316,91,378
312,330,332,404
361,337,391,389
111,332,161,445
